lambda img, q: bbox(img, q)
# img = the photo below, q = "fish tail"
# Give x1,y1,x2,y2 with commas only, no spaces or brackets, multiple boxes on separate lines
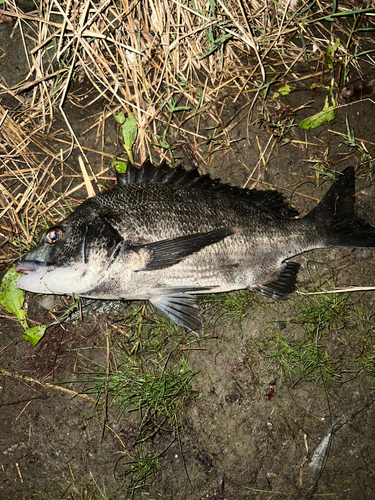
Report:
304,166,375,248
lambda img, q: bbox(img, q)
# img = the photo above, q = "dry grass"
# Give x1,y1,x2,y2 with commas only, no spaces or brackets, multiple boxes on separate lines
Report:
0,0,374,264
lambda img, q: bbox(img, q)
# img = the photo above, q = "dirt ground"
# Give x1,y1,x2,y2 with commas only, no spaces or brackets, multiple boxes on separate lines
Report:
2,9,375,500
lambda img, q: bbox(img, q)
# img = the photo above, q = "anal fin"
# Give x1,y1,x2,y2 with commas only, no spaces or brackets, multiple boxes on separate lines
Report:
254,262,300,300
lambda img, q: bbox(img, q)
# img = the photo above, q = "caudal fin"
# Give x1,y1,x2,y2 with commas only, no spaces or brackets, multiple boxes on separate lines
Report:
304,167,375,248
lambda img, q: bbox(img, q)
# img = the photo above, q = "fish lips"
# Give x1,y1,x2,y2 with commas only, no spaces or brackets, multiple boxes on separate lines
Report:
15,260,51,292
15,260,44,274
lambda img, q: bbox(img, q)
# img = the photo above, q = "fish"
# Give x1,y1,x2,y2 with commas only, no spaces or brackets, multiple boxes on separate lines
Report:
15,161,375,333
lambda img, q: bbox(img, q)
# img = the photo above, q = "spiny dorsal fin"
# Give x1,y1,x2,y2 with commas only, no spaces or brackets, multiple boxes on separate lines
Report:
116,160,298,219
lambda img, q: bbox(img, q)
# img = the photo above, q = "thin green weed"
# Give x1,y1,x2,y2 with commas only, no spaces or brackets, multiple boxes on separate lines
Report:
257,104,295,145
338,117,375,171
202,289,267,330
62,304,198,499
34,471,108,500
257,261,375,387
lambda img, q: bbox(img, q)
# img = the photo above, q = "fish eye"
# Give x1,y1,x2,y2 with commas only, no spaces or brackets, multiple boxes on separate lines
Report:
46,227,63,244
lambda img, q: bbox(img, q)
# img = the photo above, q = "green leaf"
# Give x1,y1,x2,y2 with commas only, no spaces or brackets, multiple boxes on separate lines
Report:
23,325,46,347
272,84,293,99
166,104,190,113
324,38,340,69
310,83,333,91
111,158,128,174
153,140,170,150
0,267,28,330
120,114,138,164
279,84,293,96
307,8,375,25
171,106,190,112
328,38,340,56
1,266,48,346
114,111,126,125
194,89,203,116
299,96,336,130
199,34,232,60
208,0,216,14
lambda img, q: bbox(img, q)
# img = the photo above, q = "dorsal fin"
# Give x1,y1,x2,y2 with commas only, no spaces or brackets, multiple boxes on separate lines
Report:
115,160,298,219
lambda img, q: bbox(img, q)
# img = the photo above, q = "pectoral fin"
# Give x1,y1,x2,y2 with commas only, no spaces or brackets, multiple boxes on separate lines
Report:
136,227,238,271
149,287,213,333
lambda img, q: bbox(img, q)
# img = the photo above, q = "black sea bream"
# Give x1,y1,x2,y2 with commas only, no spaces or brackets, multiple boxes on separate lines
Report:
15,162,375,332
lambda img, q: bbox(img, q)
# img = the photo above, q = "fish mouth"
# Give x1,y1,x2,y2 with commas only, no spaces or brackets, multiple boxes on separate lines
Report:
15,260,44,275
15,260,90,295
15,260,53,293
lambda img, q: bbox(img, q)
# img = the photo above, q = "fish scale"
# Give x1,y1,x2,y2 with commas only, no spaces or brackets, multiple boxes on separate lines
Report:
15,162,375,333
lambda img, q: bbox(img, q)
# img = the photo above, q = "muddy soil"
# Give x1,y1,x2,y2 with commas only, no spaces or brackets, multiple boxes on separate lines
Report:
1,14,375,500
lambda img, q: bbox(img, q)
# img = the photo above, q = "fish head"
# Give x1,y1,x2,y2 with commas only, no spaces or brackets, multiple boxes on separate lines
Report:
15,205,125,296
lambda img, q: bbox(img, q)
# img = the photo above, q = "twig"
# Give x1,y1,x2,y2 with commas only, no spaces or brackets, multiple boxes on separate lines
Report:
0,368,97,403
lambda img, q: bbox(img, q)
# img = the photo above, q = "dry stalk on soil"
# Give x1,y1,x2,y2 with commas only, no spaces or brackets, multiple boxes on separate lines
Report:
0,0,374,260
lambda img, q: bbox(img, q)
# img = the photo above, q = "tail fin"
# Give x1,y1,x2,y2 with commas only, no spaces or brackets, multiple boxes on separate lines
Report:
304,167,375,248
